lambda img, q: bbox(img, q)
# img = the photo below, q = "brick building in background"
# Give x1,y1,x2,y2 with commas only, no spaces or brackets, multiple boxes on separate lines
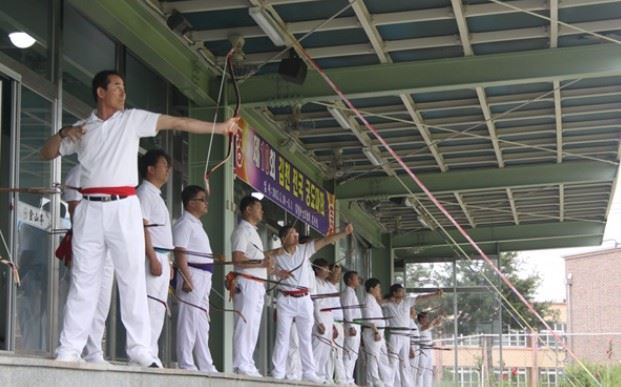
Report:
565,248,621,363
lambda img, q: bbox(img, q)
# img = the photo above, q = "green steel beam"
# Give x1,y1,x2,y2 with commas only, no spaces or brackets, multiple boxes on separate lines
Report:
371,234,392,286
338,201,384,248
237,43,621,107
69,0,214,105
392,220,604,250
336,161,617,201
402,235,604,262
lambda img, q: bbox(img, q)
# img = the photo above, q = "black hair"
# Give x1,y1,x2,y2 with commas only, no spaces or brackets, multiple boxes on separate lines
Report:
278,224,295,240
343,270,358,286
329,264,341,271
92,70,123,103
312,258,329,275
389,283,404,296
239,195,261,214
365,278,381,293
181,185,206,208
139,149,171,179
417,311,428,323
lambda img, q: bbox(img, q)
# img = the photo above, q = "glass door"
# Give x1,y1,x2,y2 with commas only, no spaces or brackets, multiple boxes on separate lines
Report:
13,87,54,354
0,75,11,351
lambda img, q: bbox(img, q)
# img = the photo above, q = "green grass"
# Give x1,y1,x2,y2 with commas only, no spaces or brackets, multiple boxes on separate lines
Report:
560,363,621,387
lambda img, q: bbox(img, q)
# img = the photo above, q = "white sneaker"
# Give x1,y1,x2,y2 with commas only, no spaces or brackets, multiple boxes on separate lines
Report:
85,357,110,365
83,353,110,365
128,352,160,368
303,373,325,384
55,352,84,363
235,368,262,377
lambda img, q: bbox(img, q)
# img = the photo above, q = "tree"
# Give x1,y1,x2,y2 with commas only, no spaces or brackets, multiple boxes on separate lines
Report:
410,252,553,336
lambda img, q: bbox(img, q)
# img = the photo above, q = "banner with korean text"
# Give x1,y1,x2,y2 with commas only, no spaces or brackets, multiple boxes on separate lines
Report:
234,125,336,236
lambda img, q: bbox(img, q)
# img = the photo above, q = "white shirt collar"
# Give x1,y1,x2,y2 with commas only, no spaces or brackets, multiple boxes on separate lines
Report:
240,219,257,230
142,179,161,195
184,210,202,225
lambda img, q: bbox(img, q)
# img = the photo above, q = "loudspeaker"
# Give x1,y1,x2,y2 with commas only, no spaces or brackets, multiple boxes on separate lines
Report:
167,9,191,35
278,50,307,85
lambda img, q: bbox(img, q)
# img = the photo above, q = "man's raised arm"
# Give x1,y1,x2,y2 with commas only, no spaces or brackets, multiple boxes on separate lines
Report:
156,115,240,136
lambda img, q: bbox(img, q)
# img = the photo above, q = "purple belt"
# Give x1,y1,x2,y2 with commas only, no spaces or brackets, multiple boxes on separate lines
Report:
188,262,213,273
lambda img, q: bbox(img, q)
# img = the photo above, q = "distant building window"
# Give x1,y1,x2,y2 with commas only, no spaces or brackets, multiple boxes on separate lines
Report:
502,331,528,347
444,367,481,387
539,367,562,387
540,330,566,348
494,367,527,386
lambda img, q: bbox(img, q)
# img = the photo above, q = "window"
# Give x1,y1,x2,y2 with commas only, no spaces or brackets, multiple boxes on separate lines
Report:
540,330,566,348
62,4,116,104
502,330,528,347
0,0,51,79
495,367,528,387
14,87,53,354
540,367,562,387
444,367,481,387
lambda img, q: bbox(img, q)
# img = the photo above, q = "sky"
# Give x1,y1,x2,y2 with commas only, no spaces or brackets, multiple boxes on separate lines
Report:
517,179,621,302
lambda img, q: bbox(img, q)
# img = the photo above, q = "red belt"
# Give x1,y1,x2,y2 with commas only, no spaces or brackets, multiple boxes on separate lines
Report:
281,289,309,297
81,186,136,196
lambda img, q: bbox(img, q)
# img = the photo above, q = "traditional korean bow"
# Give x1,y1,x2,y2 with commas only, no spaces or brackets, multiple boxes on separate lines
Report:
204,49,241,197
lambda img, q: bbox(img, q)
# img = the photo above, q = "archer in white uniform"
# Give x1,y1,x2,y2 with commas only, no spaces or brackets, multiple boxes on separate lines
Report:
231,195,270,376
416,312,442,387
362,278,393,387
271,224,352,383
137,149,174,367
62,165,114,363
41,70,239,366
327,264,346,385
341,270,363,385
383,284,442,387
173,185,218,372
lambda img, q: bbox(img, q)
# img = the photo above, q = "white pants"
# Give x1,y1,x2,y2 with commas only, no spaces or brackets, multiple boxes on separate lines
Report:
286,322,302,380
331,321,347,384
146,251,170,364
388,334,414,387
272,293,317,379
233,277,265,373
416,349,433,387
343,324,361,385
410,344,419,385
57,197,153,363
362,330,393,387
313,313,334,382
176,267,215,372
82,253,114,361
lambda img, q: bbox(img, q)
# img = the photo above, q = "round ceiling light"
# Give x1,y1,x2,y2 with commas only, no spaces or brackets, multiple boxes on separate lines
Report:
9,32,36,49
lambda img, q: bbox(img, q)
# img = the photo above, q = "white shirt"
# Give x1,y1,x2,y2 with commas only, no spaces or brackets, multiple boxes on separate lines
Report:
341,286,362,323
231,219,265,278
363,293,385,329
313,278,333,323
173,211,212,265
274,242,315,290
137,180,173,249
326,282,343,321
62,165,82,202
419,328,432,356
59,109,159,188
383,296,417,329
410,319,420,343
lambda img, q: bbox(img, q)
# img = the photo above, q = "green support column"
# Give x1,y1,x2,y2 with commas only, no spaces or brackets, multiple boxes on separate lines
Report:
187,106,235,372
370,234,392,288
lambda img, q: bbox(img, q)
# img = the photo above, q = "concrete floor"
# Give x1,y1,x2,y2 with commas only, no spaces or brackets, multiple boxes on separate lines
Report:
0,353,322,387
